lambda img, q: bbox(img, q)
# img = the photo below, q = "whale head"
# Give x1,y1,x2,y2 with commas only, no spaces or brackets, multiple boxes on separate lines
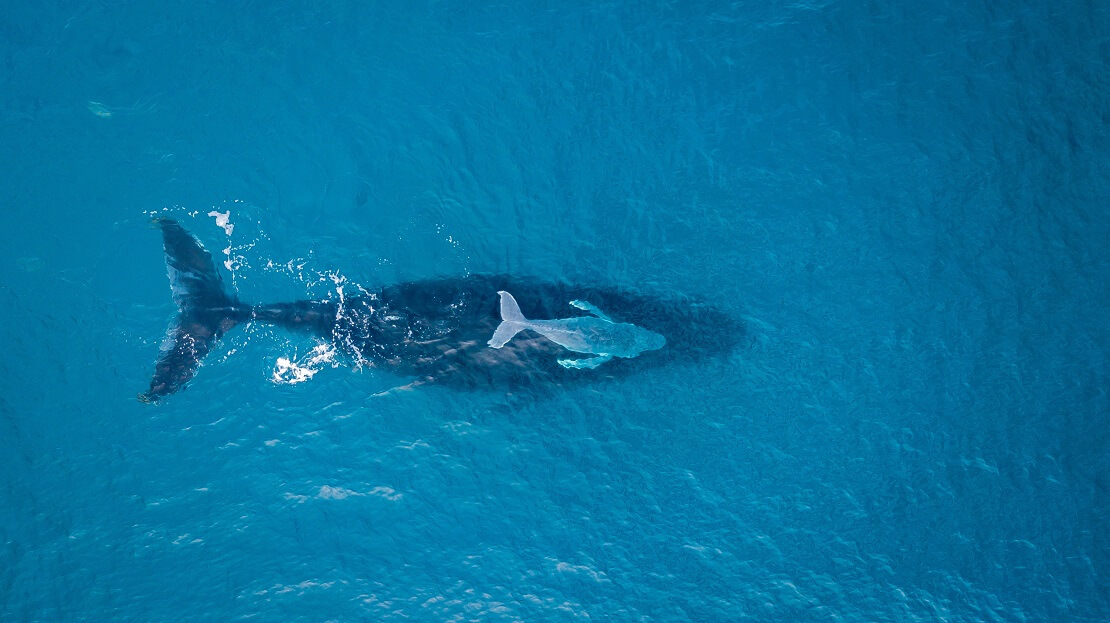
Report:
603,322,666,358
635,326,667,354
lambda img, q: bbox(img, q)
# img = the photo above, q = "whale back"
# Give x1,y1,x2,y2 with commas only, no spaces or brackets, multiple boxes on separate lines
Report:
331,274,742,390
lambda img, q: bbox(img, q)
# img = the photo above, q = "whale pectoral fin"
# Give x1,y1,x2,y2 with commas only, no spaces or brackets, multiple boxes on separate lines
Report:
569,300,612,322
557,354,613,370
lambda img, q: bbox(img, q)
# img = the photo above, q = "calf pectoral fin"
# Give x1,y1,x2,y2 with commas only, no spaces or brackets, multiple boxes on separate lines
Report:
557,354,613,370
569,300,613,322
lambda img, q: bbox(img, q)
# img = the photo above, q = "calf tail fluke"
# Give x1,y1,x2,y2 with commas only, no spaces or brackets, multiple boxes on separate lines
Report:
487,290,526,348
140,219,250,403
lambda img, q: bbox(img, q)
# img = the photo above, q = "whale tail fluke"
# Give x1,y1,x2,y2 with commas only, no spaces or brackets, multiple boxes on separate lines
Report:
487,290,526,348
140,219,251,403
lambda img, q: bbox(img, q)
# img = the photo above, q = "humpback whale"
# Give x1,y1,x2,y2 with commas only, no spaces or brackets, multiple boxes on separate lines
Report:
141,219,741,402
489,291,666,369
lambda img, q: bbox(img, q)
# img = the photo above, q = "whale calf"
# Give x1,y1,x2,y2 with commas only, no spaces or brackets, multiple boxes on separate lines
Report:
489,291,666,369
140,219,741,401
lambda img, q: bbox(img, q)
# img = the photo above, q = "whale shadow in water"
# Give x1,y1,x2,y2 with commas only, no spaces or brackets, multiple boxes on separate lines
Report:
141,220,744,402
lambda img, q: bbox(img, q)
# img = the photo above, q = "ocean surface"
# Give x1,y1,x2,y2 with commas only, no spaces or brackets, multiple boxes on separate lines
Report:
1,1,1107,621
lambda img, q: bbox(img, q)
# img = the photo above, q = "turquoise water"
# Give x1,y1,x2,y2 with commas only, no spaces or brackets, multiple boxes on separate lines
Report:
2,1,1108,621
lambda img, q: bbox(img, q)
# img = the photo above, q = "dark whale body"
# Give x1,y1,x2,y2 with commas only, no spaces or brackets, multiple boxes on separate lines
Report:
142,220,742,402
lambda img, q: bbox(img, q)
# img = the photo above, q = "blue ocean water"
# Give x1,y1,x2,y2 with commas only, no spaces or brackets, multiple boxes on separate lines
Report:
2,0,1108,620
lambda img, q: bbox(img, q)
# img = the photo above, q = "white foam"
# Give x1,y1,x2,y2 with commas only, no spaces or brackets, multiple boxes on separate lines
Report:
368,486,402,501
314,485,402,502
317,485,358,500
207,210,234,235
87,101,111,118
272,343,336,385
554,561,608,583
